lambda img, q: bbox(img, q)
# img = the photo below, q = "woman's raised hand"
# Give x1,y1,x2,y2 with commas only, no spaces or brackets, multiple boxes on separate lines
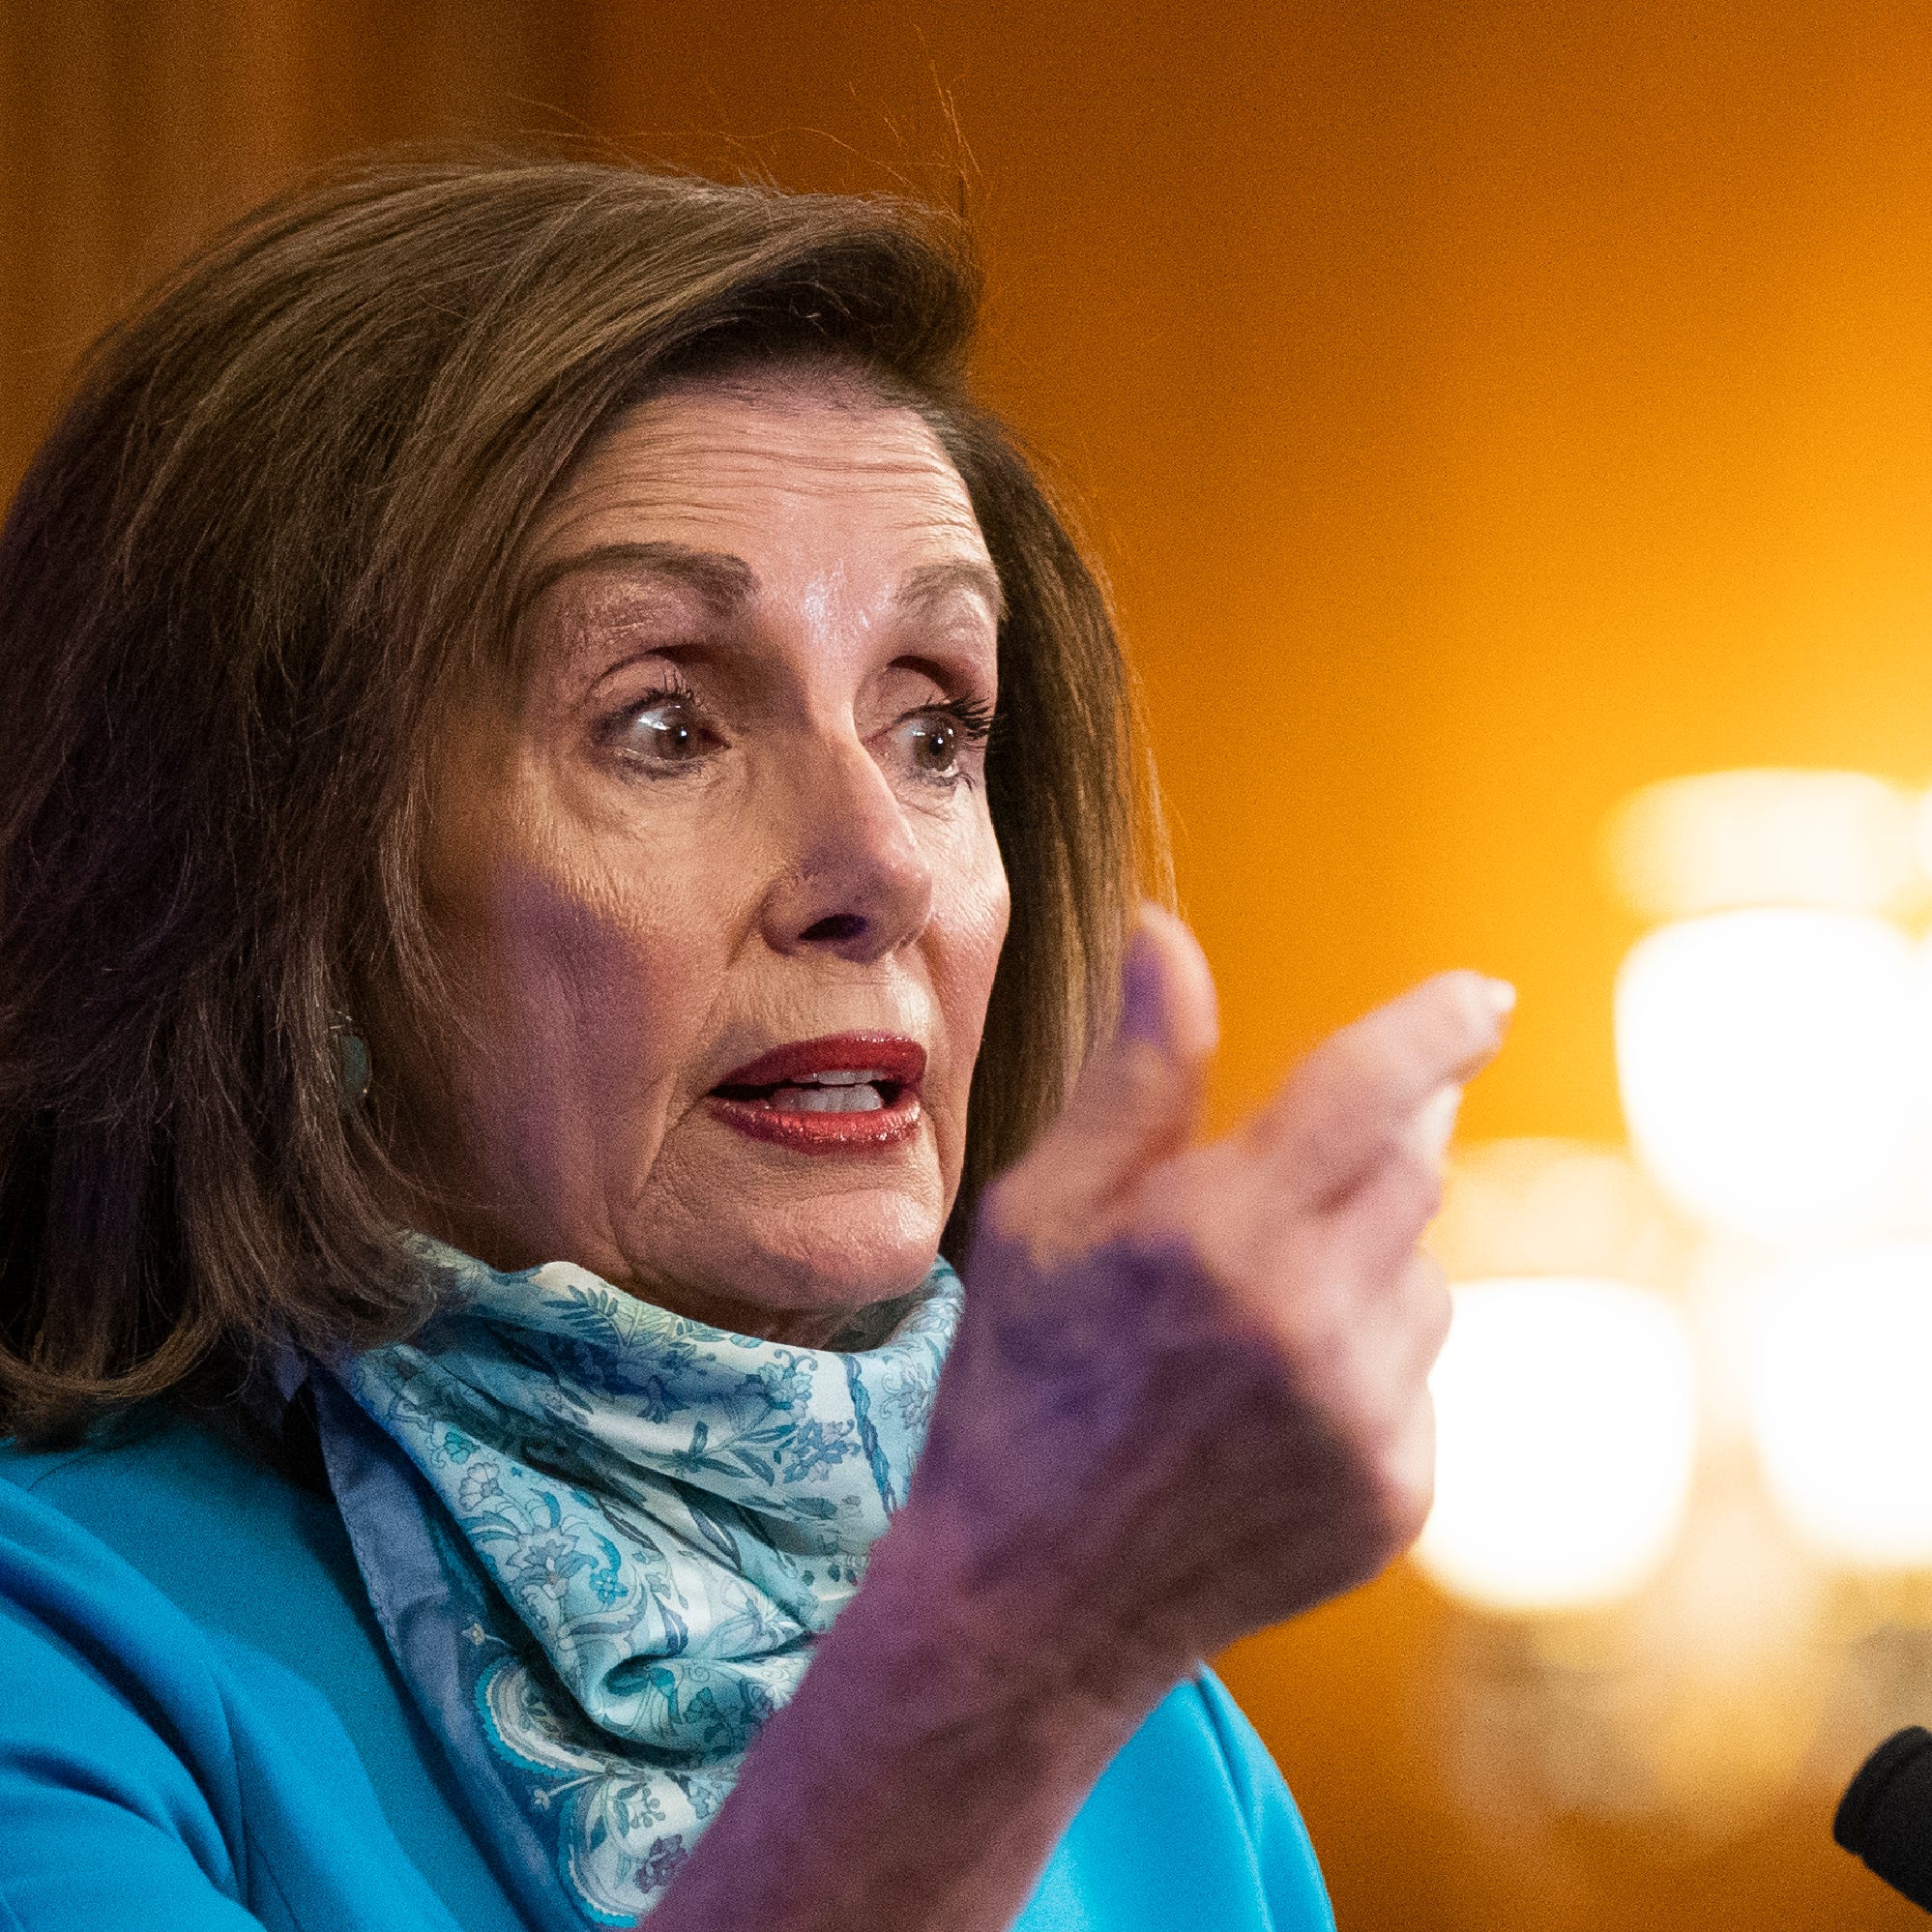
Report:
913,907,1513,1702
653,910,1512,1931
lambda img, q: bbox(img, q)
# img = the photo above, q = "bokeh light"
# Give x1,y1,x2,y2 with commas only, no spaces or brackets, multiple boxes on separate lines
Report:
1615,908,1928,1242
1428,1137,1685,1288
1747,1243,1932,1569
1418,1277,1699,1614
1603,770,1920,923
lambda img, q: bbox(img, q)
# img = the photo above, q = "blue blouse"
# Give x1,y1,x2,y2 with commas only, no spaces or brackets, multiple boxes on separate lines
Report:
0,1416,1334,1931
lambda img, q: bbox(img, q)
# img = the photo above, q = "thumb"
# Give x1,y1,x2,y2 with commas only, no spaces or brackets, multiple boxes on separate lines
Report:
990,906,1218,1243
1117,903,1220,1070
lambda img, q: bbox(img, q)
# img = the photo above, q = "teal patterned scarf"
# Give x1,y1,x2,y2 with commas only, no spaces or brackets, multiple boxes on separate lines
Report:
332,1239,960,1928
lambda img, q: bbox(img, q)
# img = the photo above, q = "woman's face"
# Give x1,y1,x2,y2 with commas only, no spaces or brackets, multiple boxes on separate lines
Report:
395,371,1010,1342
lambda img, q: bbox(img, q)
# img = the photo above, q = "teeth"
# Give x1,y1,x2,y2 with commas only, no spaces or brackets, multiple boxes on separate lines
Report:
773,1082,886,1113
796,1068,890,1087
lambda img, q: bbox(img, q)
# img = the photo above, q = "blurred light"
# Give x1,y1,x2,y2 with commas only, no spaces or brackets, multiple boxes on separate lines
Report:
1418,1278,1699,1613
1913,790,1932,889
1616,909,1927,1242
1429,1138,1684,1288
1748,1244,1932,1569
1603,769,1919,923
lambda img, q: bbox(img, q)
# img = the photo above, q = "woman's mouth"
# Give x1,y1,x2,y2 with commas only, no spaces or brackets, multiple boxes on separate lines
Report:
706,1033,925,1153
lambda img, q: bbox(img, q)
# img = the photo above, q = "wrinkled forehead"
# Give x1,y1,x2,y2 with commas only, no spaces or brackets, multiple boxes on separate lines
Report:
525,370,989,571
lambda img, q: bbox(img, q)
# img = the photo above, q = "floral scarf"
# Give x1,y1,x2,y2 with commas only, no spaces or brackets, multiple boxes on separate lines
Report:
310,1238,960,1930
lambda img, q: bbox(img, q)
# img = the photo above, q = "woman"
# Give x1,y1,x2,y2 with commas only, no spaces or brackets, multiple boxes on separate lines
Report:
0,160,1508,1931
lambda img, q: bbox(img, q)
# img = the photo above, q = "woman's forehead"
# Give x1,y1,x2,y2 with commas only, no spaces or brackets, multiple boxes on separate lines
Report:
530,380,988,569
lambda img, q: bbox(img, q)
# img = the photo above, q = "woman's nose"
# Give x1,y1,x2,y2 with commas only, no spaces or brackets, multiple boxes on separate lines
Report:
759,740,935,963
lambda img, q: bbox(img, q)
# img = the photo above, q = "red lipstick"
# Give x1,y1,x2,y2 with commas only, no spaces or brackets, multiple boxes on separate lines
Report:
706,1033,926,1155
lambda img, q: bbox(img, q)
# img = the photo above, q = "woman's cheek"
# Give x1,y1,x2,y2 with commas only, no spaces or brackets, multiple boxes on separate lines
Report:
933,832,1011,1130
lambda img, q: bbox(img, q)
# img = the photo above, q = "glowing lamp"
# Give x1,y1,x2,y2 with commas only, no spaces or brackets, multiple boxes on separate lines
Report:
1429,1138,1682,1287
1604,769,1918,923
1416,1277,1699,1614
1748,1244,1932,1568
1615,909,1926,1243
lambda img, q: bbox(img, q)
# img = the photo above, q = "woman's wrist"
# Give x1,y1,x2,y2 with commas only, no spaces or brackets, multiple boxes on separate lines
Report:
650,1503,1173,1931
835,1504,1162,1759
876,1483,1199,1721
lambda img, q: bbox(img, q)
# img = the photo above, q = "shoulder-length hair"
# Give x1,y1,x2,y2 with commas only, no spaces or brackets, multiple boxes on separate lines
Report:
0,157,1156,1441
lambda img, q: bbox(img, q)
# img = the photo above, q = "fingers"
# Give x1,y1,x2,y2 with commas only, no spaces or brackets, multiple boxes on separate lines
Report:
1118,903,1219,1066
1388,1248,1452,1385
1324,1252,1448,1557
1372,1385,1440,1557
983,905,1218,1247
1256,970,1514,1210
1323,1146,1445,1287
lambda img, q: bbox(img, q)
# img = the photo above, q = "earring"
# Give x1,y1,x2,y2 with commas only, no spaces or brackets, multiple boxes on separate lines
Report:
334,1013,371,1107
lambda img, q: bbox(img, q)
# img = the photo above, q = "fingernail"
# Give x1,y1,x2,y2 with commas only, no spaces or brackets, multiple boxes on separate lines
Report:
1485,978,1517,1018
1119,927,1167,1048
1415,1083,1462,1162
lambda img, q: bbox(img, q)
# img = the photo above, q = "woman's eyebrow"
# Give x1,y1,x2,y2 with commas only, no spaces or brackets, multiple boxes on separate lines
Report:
893,559,1005,626
517,541,759,621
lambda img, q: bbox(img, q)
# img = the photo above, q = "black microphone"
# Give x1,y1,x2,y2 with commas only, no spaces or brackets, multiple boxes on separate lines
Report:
1836,1726,1932,1911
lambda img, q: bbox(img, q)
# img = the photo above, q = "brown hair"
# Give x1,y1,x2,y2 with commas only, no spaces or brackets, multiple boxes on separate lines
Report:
0,156,1156,1442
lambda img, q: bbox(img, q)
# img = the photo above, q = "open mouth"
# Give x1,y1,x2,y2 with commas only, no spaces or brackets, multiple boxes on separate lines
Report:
713,1067,909,1113
706,1033,926,1153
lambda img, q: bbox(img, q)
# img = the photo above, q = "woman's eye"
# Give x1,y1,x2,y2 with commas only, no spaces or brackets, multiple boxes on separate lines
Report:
903,714,961,777
887,702,991,786
611,695,715,767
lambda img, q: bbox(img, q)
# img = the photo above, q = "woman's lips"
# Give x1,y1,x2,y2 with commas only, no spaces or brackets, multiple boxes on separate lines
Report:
706,1033,926,1155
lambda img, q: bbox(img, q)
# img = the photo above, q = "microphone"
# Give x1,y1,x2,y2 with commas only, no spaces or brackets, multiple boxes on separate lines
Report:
1836,1726,1932,1911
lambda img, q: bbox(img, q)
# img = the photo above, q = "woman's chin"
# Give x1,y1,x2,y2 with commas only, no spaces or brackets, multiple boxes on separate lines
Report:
617,1186,950,1340
737,1218,944,1312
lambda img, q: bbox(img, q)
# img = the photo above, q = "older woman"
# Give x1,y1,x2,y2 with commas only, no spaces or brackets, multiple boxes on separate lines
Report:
0,161,1508,1932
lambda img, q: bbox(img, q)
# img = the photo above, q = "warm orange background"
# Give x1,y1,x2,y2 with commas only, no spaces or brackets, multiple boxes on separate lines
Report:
9,2,1932,1924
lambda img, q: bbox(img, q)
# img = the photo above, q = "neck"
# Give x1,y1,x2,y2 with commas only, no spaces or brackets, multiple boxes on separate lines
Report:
609,1276,877,1349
